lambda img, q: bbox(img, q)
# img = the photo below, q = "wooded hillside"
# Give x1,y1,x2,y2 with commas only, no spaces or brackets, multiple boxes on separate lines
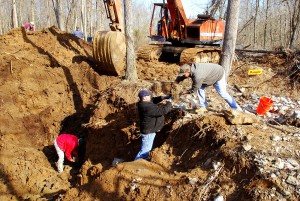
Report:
1,1,299,52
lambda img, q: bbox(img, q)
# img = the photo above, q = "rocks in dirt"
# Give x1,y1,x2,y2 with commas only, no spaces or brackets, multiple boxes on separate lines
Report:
170,92,298,128
255,155,300,172
172,94,199,110
286,176,298,186
273,158,285,169
187,177,198,185
213,195,224,201
242,143,252,151
293,110,300,118
222,109,259,125
204,158,212,167
243,94,300,127
253,152,300,199
212,161,222,170
271,135,282,141
128,177,143,193
112,157,124,166
287,158,300,168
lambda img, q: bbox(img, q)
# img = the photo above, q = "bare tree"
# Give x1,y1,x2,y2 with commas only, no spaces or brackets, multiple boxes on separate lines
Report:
18,0,23,26
31,0,35,23
12,0,18,28
1,0,299,51
208,0,226,19
52,0,63,30
286,0,300,48
88,0,92,38
81,0,87,40
263,0,269,49
220,0,240,79
46,0,52,27
124,0,138,81
65,0,77,31
253,0,259,48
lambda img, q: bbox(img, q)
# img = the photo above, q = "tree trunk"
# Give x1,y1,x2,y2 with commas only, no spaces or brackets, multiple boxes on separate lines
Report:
88,0,92,38
219,0,225,19
220,0,240,80
263,0,269,49
288,0,300,48
253,0,259,48
52,0,63,30
65,0,77,31
18,0,23,26
47,0,51,27
0,17,2,34
31,0,35,23
98,0,106,30
81,0,87,40
124,0,138,81
12,0,18,28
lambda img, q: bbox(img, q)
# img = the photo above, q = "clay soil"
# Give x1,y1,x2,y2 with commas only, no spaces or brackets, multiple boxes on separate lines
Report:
0,27,299,201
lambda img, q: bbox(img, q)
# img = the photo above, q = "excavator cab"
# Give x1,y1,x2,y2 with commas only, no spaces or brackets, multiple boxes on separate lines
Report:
149,3,170,43
149,0,225,46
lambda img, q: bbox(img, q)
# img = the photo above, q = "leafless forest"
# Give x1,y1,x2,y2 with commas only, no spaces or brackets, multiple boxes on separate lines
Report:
1,0,299,50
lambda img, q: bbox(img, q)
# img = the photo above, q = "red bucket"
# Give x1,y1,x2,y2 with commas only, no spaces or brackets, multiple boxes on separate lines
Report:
256,97,274,115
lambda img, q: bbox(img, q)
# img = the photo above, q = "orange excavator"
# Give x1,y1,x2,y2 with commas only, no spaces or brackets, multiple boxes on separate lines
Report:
93,0,225,76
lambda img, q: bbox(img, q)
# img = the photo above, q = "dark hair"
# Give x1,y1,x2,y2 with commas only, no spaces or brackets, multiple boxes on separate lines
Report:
78,138,84,147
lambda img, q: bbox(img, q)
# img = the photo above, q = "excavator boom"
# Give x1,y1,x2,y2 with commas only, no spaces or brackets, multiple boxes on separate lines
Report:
103,0,124,32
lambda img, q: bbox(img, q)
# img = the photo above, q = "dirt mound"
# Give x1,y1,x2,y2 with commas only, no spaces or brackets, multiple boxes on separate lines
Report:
0,27,299,201
0,26,120,200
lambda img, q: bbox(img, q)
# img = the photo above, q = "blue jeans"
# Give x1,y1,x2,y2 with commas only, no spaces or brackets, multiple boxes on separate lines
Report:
197,74,242,111
135,133,156,160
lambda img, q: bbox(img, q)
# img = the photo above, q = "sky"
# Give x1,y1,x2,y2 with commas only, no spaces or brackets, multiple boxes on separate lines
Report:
137,0,210,18
181,0,210,18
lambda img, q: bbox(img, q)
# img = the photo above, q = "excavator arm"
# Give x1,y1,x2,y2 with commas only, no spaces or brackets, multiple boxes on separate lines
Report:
93,0,126,76
103,0,124,32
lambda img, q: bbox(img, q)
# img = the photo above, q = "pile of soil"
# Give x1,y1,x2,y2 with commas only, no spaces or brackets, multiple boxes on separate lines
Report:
0,27,299,201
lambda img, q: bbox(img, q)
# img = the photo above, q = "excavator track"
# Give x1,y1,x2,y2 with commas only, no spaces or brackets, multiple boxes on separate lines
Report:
137,45,221,65
179,47,221,64
93,31,126,76
136,44,163,61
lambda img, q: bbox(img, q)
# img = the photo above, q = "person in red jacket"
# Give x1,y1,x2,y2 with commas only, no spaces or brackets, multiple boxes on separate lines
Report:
54,134,83,173
23,22,34,31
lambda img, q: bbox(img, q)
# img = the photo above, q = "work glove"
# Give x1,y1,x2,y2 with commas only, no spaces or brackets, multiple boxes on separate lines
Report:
162,94,172,100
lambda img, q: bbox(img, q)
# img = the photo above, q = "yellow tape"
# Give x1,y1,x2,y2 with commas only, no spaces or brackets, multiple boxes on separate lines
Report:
248,69,263,75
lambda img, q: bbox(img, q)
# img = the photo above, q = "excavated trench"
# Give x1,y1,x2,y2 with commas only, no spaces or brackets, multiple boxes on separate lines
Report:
1,27,299,200
63,87,258,201
4,73,295,200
